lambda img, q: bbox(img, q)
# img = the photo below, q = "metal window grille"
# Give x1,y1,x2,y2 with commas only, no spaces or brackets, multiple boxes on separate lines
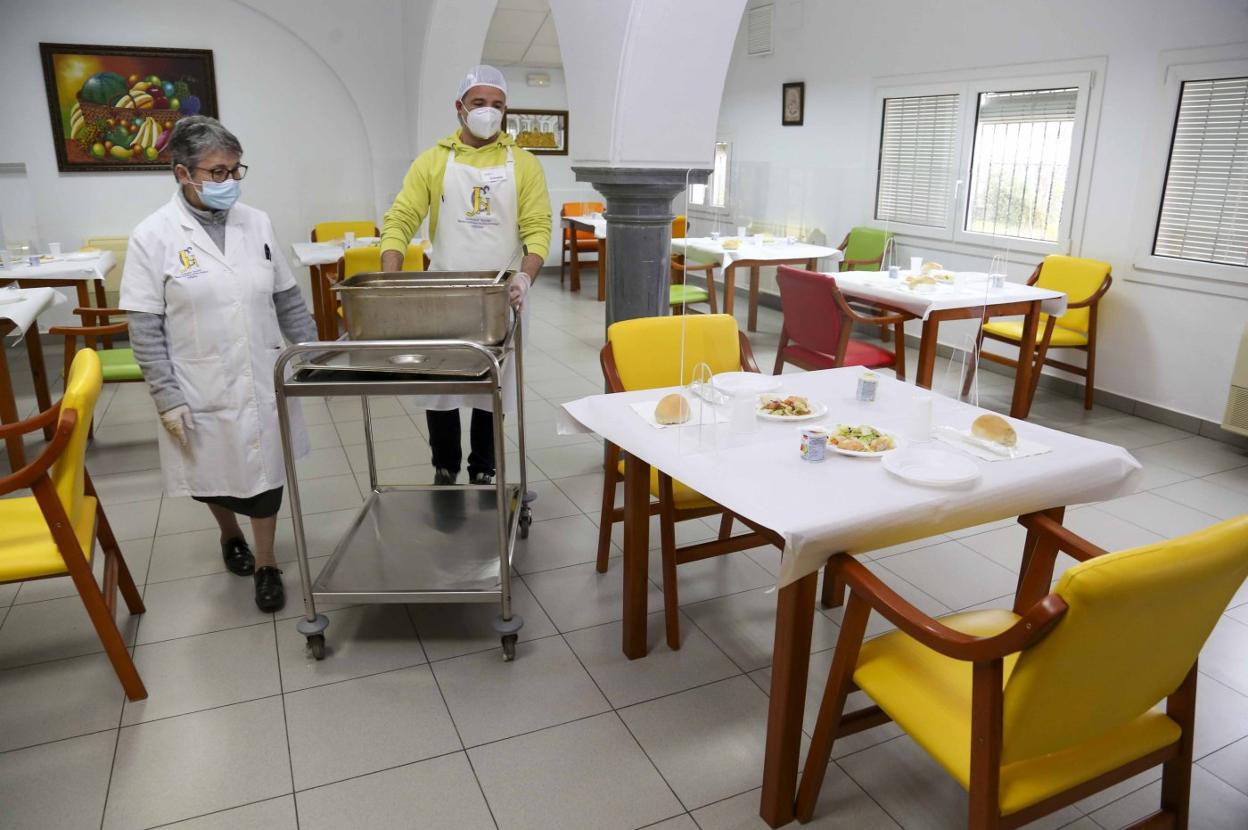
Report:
965,88,1078,242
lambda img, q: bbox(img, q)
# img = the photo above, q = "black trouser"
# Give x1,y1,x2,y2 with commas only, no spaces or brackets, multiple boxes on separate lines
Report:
426,408,496,477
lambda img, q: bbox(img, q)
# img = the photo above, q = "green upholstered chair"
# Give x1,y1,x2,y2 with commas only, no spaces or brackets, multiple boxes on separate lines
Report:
669,215,719,314
837,227,893,271
51,308,143,387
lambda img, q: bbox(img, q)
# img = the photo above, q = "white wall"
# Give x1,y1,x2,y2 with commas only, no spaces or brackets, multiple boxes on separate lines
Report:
715,0,1248,423
0,0,413,296
496,65,599,266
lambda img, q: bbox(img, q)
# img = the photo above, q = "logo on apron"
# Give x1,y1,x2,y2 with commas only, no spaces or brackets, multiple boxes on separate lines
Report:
466,185,492,218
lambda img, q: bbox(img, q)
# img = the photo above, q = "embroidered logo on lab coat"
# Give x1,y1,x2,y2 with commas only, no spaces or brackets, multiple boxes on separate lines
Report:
174,247,207,278
466,185,492,218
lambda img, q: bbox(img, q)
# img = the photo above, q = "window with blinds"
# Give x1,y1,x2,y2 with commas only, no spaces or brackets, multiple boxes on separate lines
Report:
1153,76,1248,268
689,142,729,209
965,88,1078,242
875,94,960,228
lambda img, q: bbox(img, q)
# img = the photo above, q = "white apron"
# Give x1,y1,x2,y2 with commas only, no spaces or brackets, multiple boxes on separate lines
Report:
138,198,308,497
422,146,526,414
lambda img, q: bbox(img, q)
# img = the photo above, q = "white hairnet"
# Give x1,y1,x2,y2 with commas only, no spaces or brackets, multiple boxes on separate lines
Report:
458,65,508,100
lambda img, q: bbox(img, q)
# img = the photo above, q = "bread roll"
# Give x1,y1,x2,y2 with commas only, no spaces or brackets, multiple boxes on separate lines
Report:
920,261,944,274
721,239,741,250
972,413,1017,447
655,393,691,425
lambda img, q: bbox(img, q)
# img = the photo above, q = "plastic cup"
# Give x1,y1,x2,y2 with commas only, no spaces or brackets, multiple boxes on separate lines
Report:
343,231,355,248
736,226,747,238
47,242,62,256
910,256,922,273
709,231,721,241
909,395,934,442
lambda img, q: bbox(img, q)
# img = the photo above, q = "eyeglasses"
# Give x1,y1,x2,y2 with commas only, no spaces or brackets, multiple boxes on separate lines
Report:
191,164,248,183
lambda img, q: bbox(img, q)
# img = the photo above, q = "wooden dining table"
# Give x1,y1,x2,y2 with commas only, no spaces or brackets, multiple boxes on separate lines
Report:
0,288,58,470
562,215,607,300
559,368,1140,827
830,270,1067,420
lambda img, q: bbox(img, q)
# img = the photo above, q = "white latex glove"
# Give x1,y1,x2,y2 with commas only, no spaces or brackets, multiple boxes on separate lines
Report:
160,404,194,448
507,272,531,311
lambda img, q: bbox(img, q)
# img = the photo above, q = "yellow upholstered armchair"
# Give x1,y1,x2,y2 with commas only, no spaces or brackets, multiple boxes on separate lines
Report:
968,255,1112,410
597,315,778,648
0,349,147,700
797,512,1248,828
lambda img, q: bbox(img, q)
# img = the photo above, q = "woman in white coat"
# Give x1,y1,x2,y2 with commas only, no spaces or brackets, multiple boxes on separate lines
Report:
121,116,316,612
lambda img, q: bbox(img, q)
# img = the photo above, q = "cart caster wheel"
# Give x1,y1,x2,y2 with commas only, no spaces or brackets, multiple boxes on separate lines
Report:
519,509,532,539
501,634,518,661
307,634,326,660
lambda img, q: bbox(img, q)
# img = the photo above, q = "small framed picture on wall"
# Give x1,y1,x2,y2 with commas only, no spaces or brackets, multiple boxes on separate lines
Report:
782,81,805,126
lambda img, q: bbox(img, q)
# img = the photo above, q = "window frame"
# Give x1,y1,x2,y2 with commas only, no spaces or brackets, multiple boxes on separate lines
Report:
871,60,1103,259
688,140,732,218
1130,51,1248,296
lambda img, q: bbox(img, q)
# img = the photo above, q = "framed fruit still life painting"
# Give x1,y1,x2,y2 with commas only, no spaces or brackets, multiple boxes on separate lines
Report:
40,43,218,173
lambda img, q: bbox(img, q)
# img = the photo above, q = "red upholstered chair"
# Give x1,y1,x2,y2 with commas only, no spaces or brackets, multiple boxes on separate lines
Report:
773,265,908,379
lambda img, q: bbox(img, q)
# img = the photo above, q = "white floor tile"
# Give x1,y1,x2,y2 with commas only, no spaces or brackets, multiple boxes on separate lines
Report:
1201,736,1248,798
1153,478,1248,521
564,609,740,708
0,730,115,829
106,497,161,541
0,592,139,670
514,513,606,574
1201,616,1248,697
408,578,557,663
1059,507,1165,553
296,753,495,830
521,558,664,633
682,585,841,672
646,549,777,607
1088,763,1248,829
1134,437,1248,478
877,541,1018,610
123,622,280,725
136,569,270,644
0,652,125,752
285,665,461,790
154,796,298,830
692,777,901,829
103,697,292,830
432,635,609,747
469,712,684,830
620,675,794,810
1096,491,1222,538
276,604,425,693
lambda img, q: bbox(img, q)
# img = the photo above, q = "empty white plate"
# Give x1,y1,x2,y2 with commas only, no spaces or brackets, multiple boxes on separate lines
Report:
881,446,981,487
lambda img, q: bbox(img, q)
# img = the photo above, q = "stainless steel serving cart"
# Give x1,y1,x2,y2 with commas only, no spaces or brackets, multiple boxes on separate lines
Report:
274,271,532,661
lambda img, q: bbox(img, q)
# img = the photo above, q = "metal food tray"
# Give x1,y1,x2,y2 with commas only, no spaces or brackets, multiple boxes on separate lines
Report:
300,346,496,378
333,270,512,345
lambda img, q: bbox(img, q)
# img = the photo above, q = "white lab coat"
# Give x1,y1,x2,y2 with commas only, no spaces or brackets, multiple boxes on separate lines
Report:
120,193,308,498
422,146,525,414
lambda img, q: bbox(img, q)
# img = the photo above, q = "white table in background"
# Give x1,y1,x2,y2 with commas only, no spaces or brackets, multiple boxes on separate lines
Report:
0,251,117,332
0,288,60,468
290,241,432,341
831,270,1067,419
560,367,1139,827
671,237,843,331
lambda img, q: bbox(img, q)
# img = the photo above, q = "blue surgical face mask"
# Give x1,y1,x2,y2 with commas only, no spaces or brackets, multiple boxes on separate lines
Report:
197,178,240,210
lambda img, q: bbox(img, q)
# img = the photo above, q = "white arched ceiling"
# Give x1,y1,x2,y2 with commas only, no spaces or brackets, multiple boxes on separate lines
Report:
548,0,749,169
414,0,499,153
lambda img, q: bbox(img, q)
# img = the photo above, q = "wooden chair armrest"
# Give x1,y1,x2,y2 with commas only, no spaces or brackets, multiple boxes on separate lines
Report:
738,331,762,373
72,307,128,318
831,290,910,327
1017,513,1108,562
0,409,76,495
49,321,129,337
833,553,1068,661
836,233,850,252
0,403,60,440
1025,264,1042,286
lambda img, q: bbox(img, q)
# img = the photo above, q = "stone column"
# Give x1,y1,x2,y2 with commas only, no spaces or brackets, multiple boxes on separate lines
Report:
573,167,710,329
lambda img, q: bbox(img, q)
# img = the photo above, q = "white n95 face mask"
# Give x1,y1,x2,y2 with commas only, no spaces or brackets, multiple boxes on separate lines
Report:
464,106,503,140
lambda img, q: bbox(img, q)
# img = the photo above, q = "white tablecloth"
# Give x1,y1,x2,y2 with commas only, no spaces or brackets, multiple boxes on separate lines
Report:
291,240,432,268
0,250,115,283
560,368,1140,587
672,237,843,270
0,287,61,340
830,270,1067,320
565,215,607,239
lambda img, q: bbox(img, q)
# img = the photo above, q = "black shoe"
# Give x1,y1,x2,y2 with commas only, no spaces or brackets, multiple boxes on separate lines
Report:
469,471,494,485
433,467,458,485
254,566,285,613
221,537,255,576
